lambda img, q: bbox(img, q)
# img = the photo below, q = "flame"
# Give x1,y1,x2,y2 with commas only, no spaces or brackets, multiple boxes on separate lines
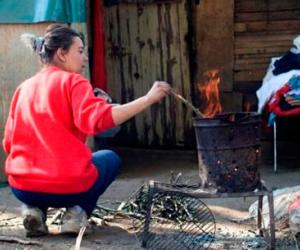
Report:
197,69,222,117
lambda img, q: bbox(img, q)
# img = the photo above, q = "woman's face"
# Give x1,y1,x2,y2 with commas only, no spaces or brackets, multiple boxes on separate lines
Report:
61,37,88,74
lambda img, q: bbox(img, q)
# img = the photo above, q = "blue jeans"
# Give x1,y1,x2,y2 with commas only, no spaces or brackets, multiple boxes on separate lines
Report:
11,150,122,216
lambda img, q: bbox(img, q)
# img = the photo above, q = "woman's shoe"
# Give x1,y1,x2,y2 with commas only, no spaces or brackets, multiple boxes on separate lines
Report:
60,206,93,235
22,205,48,237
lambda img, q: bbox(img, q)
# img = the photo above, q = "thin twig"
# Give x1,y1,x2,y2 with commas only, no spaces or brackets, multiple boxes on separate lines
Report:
0,216,18,222
95,204,117,213
294,234,300,250
170,89,204,118
0,235,42,246
75,226,86,250
48,208,63,225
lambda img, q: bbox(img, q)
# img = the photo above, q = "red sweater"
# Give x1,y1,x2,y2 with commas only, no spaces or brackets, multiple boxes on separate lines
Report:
2,66,115,194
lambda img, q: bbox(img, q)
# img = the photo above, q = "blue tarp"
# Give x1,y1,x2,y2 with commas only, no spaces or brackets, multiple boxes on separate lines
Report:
0,0,86,23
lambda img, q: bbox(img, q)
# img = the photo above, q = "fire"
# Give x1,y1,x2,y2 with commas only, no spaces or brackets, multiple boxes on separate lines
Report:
197,69,222,117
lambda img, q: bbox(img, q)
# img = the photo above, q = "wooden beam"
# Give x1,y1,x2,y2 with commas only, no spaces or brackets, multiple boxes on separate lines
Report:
236,10,300,22
234,69,266,82
235,46,289,55
235,20,300,33
235,0,300,13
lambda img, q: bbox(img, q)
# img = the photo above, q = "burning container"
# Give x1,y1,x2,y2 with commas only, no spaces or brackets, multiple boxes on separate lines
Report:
193,112,262,193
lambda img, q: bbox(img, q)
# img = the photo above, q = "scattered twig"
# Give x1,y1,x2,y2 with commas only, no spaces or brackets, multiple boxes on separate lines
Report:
117,202,127,211
174,172,182,185
170,171,183,185
294,234,299,250
48,208,63,225
74,226,86,250
95,204,117,213
248,229,257,235
229,216,256,223
89,217,103,226
0,216,18,222
0,235,42,246
0,223,23,228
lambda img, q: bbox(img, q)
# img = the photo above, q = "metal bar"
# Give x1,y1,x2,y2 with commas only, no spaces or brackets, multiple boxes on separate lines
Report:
141,181,155,248
197,144,260,151
257,195,263,236
154,182,270,198
274,120,277,173
155,189,270,199
268,191,276,250
193,120,261,127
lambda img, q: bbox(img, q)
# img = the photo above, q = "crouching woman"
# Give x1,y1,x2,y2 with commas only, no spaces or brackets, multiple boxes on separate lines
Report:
2,24,170,237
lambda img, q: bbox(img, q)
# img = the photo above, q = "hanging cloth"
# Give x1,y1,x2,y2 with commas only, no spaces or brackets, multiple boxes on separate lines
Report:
91,0,107,90
0,0,86,23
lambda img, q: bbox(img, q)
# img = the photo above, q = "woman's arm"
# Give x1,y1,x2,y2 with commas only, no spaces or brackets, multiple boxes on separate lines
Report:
111,81,170,125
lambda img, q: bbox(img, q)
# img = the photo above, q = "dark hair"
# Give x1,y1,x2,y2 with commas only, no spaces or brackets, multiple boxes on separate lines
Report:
21,24,85,64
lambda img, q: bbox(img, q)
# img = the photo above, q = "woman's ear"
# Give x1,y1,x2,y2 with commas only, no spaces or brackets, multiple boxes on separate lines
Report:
56,48,67,62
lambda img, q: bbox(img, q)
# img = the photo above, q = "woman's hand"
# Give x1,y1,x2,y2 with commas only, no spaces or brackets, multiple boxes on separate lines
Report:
145,81,171,105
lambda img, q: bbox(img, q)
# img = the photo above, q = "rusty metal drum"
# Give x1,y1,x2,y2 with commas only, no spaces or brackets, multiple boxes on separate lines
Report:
193,112,262,192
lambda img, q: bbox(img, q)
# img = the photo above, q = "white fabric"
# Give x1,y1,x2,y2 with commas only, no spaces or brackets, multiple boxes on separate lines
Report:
256,35,300,113
248,185,300,228
287,88,300,96
256,63,300,113
293,35,300,51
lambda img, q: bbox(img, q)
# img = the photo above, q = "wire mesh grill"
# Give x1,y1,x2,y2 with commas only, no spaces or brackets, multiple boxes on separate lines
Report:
124,184,216,249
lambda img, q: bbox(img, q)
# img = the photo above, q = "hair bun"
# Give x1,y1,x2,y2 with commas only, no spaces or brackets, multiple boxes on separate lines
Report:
45,24,66,34
21,33,44,53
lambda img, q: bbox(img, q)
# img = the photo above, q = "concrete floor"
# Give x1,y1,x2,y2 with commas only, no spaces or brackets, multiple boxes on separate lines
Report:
0,148,300,249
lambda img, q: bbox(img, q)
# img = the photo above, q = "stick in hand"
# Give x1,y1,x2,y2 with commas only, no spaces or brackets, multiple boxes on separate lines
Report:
170,89,204,118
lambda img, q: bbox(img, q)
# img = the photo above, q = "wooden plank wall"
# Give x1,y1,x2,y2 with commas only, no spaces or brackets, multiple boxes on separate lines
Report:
234,0,300,96
103,0,300,147
104,2,193,147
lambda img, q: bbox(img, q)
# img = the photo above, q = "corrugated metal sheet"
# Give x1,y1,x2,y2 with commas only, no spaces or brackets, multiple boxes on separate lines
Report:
104,2,193,147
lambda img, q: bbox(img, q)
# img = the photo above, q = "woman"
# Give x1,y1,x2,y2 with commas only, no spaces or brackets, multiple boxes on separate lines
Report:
2,24,170,237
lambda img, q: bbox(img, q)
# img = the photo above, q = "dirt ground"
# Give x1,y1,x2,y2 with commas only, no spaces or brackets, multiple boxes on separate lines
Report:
0,148,300,250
